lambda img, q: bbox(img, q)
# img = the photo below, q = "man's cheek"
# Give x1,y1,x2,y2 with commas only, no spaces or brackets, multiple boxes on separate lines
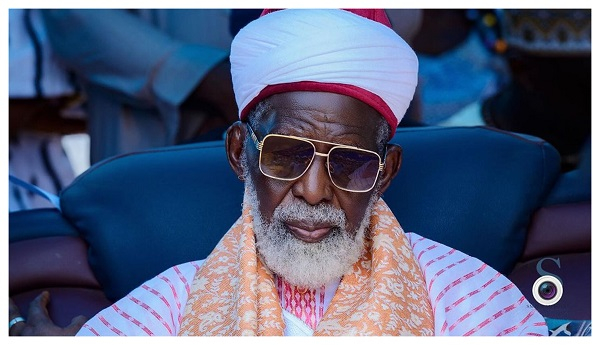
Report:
258,185,291,219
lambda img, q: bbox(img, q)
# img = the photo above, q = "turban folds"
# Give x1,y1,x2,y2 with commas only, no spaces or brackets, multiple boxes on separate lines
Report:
230,9,419,138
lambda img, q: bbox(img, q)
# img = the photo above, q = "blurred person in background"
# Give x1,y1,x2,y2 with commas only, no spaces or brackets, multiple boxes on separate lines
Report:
478,9,591,171
407,9,510,125
9,8,85,211
41,9,239,164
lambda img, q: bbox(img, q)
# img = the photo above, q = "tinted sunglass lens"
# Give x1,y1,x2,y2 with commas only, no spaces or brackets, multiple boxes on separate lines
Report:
261,136,314,179
329,148,380,191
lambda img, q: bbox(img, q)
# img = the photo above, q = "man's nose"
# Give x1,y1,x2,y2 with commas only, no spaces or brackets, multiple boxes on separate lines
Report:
291,155,334,205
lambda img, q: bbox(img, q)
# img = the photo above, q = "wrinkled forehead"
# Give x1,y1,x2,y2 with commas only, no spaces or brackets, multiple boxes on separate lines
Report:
251,91,384,149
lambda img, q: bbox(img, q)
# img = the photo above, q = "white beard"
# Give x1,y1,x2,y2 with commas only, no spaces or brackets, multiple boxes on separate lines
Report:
244,174,379,289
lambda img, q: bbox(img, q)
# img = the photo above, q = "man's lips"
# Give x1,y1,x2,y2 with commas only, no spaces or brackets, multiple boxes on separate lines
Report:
285,222,333,243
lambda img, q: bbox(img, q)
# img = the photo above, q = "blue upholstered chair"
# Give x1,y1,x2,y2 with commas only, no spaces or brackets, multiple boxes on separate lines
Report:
9,125,590,333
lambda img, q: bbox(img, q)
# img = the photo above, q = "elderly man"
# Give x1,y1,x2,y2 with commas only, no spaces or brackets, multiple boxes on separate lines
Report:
10,9,548,336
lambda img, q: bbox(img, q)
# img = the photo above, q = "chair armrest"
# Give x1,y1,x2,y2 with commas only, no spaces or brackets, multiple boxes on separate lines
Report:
521,202,590,261
10,236,102,294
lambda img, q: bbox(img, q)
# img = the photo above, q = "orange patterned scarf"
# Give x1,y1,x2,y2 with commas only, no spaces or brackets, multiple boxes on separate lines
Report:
178,199,434,336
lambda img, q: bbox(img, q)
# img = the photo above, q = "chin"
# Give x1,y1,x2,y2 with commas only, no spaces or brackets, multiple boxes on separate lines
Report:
256,225,367,289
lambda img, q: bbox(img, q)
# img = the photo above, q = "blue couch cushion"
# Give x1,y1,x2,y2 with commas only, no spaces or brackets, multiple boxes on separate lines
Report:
61,141,243,301
386,126,560,275
60,126,561,301
9,208,79,243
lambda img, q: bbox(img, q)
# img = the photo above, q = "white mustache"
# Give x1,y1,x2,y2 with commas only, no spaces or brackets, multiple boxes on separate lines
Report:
272,199,347,229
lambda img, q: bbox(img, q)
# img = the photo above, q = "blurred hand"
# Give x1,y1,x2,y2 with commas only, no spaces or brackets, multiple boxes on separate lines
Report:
9,291,87,336
178,58,239,142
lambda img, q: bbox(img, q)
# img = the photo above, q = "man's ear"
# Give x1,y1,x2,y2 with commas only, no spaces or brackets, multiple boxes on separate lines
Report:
375,143,402,196
225,121,246,180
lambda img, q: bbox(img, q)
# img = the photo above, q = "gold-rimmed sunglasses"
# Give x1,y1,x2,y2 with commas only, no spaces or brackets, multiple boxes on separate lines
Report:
247,124,384,193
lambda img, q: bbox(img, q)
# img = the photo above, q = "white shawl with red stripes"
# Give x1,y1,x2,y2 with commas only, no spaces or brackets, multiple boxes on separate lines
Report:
77,233,547,336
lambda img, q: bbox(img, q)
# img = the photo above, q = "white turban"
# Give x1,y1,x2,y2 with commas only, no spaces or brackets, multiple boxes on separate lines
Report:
230,9,419,138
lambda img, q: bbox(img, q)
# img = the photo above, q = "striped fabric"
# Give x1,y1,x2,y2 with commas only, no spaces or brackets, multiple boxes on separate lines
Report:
275,276,326,330
407,232,547,336
77,233,547,336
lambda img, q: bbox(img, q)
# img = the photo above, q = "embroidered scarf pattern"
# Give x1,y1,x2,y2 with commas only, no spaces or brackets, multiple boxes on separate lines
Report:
178,199,434,336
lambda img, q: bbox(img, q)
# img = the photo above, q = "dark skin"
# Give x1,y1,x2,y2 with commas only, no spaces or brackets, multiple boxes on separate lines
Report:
226,91,403,240
9,292,87,336
11,91,403,335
